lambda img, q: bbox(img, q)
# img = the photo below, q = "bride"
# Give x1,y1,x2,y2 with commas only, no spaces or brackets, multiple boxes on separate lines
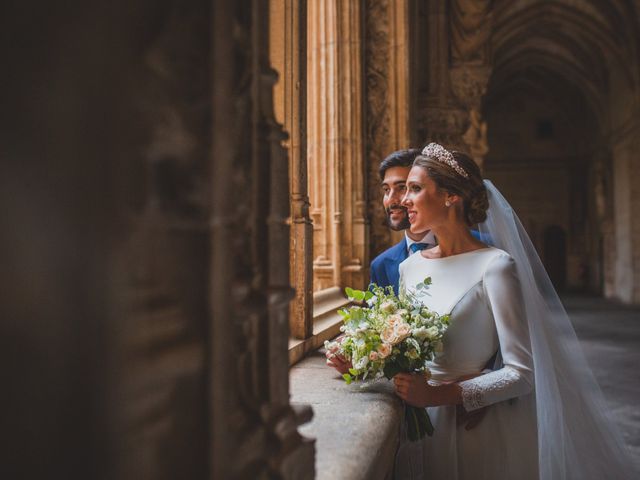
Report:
392,143,633,479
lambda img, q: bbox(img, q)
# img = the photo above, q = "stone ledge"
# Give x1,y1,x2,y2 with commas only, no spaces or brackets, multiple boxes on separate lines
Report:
290,351,403,480
289,288,351,365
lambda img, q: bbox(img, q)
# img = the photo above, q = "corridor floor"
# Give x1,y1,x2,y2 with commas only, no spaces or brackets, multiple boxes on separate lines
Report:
564,295,640,473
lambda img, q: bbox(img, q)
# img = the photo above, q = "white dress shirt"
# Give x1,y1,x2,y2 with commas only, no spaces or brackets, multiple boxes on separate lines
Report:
405,230,436,255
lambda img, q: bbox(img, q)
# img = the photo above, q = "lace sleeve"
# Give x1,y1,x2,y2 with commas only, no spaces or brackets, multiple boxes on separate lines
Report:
459,254,534,412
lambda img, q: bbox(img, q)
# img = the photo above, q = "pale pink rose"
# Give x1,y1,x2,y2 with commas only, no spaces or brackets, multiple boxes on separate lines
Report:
386,313,402,328
369,351,380,361
380,326,396,344
394,323,411,342
378,343,392,358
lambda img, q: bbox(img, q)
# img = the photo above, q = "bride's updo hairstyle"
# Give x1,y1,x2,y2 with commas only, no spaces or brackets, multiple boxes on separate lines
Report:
413,143,489,226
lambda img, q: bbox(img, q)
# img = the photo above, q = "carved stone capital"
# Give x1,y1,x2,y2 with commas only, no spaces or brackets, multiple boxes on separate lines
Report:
419,102,469,149
450,65,492,110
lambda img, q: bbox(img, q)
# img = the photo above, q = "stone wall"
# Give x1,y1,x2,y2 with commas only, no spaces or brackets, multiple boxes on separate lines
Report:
1,1,315,478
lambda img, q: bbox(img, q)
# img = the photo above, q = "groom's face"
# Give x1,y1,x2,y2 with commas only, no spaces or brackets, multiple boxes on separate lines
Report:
382,166,411,231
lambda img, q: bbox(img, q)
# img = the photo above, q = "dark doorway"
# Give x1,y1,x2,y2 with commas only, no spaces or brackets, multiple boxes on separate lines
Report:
544,225,567,291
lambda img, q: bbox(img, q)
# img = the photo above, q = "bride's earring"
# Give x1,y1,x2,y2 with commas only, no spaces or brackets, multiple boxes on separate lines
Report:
445,200,451,207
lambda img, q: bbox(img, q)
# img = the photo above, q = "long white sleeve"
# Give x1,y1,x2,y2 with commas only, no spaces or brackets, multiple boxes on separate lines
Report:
458,254,534,411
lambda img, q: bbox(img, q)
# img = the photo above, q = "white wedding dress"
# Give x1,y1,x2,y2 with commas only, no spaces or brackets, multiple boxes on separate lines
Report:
393,181,634,480
398,247,538,480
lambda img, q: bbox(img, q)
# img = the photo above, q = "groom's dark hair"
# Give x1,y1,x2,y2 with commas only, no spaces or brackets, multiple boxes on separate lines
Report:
378,148,422,181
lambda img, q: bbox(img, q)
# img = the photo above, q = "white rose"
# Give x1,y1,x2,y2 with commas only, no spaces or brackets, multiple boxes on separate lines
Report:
406,349,419,360
380,300,396,313
354,356,369,370
324,340,340,353
425,326,439,340
356,322,370,333
412,326,428,340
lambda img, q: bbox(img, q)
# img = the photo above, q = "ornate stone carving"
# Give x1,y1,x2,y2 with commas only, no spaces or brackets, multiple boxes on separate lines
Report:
113,4,216,478
449,1,494,165
418,103,469,149
451,0,493,64
365,0,412,258
462,108,490,169
450,65,492,110
307,0,368,291
270,0,313,339
209,0,314,478
365,0,392,258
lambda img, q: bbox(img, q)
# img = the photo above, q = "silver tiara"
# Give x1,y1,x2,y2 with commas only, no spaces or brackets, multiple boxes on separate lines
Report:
421,142,469,178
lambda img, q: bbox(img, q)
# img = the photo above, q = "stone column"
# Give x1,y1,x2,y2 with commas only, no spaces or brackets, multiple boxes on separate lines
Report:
418,0,469,149
450,0,493,168
210,0,314,478
418,0,493,163
307,0,368,291
610,115,640,303
365,0,413,257
588,152,610,294
270,0,313,339
0,1,315,478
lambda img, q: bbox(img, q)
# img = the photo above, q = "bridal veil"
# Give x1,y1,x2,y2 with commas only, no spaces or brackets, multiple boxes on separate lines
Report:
479,180,634,479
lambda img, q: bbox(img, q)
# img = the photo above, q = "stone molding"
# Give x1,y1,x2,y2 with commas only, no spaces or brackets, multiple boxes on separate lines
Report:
365,0,412,258
270,0,314,339
210,0,314,478
450,64,492,110
307,0,368,291
416,1,493,163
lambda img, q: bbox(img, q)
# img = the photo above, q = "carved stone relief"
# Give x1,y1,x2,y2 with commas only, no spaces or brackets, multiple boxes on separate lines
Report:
210,0,314,478
365,0,393,258
365,0,413,258
451,0,493,64
307,0,368,290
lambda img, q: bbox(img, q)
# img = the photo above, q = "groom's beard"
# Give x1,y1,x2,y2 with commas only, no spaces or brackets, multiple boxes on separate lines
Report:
385,205,410,231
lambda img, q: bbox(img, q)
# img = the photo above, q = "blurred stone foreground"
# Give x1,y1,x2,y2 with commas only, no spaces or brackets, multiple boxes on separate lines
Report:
1,1,639,479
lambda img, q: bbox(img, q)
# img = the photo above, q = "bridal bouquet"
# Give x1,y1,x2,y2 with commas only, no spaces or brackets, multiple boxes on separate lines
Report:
325,281,450,441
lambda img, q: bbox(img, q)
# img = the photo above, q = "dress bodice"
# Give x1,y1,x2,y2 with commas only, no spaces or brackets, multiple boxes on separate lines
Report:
399,247,534,412
399,248,503,381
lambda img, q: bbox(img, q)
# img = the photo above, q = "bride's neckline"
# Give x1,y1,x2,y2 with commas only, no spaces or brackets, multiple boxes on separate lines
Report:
418,246,493,261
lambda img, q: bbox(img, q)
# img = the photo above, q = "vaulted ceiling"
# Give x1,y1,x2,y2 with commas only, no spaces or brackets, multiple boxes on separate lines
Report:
487,0,640,128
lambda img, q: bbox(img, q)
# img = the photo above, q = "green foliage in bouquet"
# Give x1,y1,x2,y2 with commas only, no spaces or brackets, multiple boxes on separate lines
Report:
325,282,450,440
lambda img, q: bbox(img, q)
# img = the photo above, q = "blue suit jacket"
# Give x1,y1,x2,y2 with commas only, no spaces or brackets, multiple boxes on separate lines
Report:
370,238,408,295
369,230,488,295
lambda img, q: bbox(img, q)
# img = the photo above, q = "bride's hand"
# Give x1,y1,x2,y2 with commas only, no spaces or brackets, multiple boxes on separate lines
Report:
394,372,463,408
393,372,433,407
326,351,351,375
325,335,352,375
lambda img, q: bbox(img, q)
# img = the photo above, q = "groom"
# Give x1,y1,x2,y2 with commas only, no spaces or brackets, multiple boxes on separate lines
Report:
369,148,488,293
370,148,436,294
327,147,490,429
327,149,432,375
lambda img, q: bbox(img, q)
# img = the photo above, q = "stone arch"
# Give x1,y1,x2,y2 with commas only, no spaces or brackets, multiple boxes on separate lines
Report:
483,0,640,300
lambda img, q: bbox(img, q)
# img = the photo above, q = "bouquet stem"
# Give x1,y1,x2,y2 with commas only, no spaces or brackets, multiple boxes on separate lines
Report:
405,404,434,441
